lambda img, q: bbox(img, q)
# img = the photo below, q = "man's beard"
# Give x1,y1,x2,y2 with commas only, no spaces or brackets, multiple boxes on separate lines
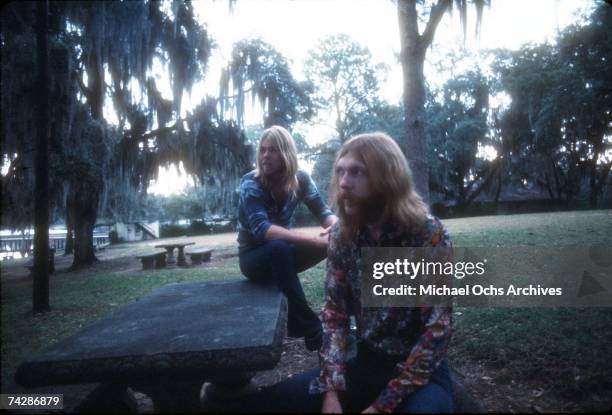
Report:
339,193,383,227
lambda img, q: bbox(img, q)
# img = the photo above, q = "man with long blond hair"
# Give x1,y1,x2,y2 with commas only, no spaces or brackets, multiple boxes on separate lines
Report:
238,125,337,351
239,132,453,413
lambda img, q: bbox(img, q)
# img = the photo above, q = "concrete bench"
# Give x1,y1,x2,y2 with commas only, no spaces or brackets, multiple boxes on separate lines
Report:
135,251,167,270
186,248,213,265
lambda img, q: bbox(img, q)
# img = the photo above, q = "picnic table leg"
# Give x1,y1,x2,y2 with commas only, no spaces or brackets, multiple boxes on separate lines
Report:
201,371,256,410
165,247,176,265
76,383,138,413
155,253,167,268
177,247,187,267
191,253,203,265
134,379,205,413
141,257,155,270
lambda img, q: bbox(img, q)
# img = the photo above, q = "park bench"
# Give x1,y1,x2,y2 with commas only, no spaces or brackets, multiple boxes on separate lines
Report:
135,250,167,270
186,248,213,265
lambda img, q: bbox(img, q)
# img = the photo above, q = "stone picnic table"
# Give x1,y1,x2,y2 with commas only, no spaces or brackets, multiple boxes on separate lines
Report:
15,279,287,413
154,241,195,266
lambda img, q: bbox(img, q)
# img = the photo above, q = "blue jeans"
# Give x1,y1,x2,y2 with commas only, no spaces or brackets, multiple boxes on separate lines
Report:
238,344,453,413
239,240,325,338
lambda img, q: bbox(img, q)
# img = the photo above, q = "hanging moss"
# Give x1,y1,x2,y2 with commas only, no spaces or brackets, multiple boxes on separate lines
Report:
2,1,253,230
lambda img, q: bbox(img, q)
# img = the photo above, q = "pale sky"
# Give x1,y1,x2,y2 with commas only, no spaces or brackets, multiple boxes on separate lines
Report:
148,0,594,195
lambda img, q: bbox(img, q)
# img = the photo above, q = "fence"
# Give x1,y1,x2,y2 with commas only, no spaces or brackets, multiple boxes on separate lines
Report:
0,234,110,257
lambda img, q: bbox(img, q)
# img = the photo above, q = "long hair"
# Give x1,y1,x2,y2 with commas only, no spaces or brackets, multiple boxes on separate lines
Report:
329,132,429,240
254,125,299,195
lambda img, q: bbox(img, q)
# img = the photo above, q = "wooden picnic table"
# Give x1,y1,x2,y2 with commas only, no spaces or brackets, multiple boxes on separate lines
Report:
154,241,195,266
15,279,287,412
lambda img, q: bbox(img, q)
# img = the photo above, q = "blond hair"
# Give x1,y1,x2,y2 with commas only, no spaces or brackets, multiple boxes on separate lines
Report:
254,125,299,195
329,132,429,240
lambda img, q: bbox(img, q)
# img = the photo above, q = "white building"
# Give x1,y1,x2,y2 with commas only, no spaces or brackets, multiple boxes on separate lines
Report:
113,221,159,242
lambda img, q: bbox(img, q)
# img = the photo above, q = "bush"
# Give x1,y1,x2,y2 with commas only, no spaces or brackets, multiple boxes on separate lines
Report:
160,224,187,238
187,220,212,236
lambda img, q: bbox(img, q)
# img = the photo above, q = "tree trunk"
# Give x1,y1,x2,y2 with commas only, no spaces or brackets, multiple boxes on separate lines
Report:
33,0,50,314
493,173,502,207
590,163,612,208
399,1,428,201
398,0,451,203
64,196,74,255
70,181,99,268
69,5,106,268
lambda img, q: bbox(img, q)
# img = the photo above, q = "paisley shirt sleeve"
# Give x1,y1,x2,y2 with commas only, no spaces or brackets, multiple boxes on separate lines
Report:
309,225,351,393
372,222,453,413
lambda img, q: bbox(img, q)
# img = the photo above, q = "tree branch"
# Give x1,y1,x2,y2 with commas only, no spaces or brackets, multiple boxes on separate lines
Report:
76,70,92,101
421,0,452,48
465,159,502,206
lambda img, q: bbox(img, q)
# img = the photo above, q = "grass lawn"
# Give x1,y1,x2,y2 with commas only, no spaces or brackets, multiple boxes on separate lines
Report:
2,209,611,398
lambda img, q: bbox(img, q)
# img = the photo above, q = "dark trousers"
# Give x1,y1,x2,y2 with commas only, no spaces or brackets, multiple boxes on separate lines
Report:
238,344,454,413
239,240,325,338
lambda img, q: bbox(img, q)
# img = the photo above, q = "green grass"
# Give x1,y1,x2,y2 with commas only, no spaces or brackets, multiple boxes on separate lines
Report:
448,307,612,394
2,210,611,397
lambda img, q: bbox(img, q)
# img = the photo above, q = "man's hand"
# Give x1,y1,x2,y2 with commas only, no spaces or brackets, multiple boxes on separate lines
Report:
361,405,379,413
312,234,330,250
323,214,338,230
320,215,338,237
321,391,342,413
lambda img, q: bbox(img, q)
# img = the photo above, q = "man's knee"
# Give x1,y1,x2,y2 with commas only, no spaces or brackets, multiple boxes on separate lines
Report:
266,240,298,273
266,239,295,257
396,382,453,413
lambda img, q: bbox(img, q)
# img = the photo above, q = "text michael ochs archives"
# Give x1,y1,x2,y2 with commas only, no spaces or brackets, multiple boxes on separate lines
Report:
360,247,611,307
371,258,563,297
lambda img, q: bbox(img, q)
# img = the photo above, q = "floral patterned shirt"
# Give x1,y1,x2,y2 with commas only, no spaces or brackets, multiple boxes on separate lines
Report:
309,216,453,413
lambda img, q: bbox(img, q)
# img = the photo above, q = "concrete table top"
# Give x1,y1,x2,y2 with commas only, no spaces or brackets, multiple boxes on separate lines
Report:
15,279,287,387
154,242,195,249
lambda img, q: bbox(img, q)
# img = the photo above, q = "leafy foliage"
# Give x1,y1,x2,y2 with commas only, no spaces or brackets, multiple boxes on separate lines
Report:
304,34,388,142
494,3,612,206
1,1,252,267
220,39,313,128
427,69,501,207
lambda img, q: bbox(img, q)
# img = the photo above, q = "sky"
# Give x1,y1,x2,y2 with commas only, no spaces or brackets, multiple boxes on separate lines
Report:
147,0,594,195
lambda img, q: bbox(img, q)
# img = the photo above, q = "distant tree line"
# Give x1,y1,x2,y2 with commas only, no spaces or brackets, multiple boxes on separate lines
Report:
307,4,611,212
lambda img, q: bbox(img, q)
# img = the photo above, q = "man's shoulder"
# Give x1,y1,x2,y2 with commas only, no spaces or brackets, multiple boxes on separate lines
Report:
240,170,261,190
296,170,311,187
240,169,257,182
296,169,310,180
418,215,451,246
328,222,353,249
